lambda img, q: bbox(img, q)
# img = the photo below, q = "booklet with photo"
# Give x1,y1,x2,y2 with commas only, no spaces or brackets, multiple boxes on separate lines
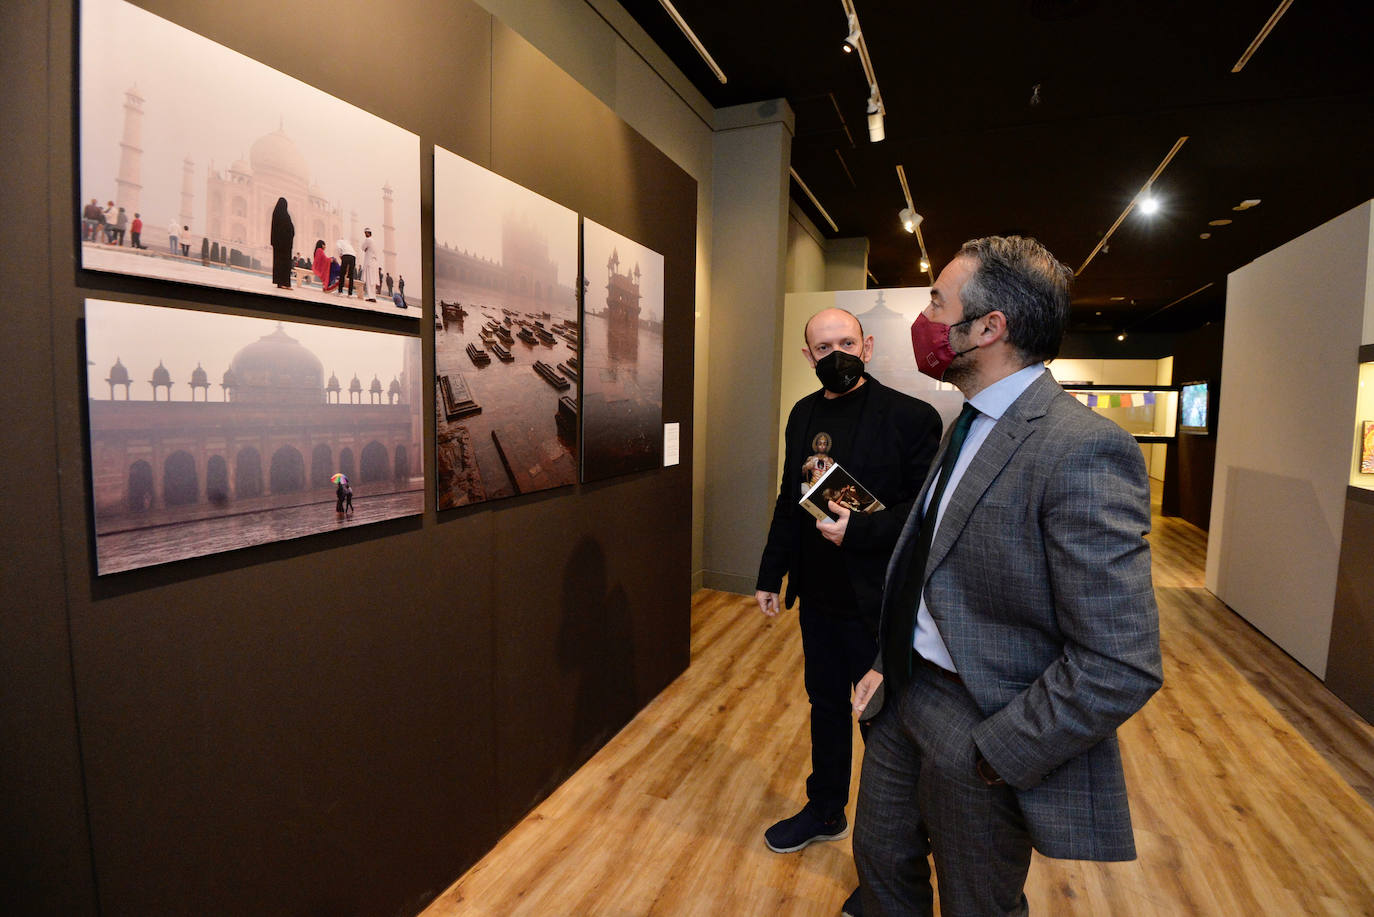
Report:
799,461,885,523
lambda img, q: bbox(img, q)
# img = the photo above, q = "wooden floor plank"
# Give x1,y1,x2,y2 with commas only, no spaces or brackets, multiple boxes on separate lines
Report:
422,510,1374,916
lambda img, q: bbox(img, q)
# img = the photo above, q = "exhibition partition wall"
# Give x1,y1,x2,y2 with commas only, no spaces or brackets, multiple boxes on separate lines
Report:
1,1,696,914
1206,202,1372,679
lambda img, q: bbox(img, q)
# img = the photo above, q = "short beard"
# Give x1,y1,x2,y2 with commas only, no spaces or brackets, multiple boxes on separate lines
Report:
941,326,977,391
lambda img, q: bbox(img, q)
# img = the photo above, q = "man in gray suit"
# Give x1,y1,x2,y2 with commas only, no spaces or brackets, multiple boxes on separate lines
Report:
850,235,1163,916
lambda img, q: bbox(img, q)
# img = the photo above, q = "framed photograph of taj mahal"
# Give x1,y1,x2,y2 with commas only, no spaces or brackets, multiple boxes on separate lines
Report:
579,218,665,482
78,0,423,317
84,299,425,575
432,146,581,509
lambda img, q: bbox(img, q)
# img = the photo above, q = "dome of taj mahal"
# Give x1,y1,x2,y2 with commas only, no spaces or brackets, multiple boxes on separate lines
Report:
249,127,309,181
228,324,324,403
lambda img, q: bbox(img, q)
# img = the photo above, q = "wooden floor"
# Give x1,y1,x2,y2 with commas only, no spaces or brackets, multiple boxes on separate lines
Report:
423,508,1374,916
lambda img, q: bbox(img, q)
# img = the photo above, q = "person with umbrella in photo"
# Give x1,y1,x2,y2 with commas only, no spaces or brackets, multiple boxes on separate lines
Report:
333,473,348,515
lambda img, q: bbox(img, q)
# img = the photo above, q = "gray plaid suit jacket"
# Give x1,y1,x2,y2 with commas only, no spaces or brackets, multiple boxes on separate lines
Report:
868,370,1163,861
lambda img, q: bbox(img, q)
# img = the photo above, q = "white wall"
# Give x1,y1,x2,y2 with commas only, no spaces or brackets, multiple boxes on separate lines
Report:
1206,201,1374,676
701,102,795,594
785,202,826,293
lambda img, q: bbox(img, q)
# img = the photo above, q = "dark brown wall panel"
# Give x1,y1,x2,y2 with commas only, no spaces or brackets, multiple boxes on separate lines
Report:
1329,491,1374,723
488,22,696,828
0,1,99,913
1162,321,1224,528
6,1,696,914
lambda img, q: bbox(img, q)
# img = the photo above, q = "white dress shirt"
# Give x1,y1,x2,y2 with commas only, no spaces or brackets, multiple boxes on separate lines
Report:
913,362,1047,671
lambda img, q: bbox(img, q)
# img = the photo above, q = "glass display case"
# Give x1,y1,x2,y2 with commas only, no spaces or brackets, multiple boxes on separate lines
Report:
1060,385,1179,443
1350,348,1374,491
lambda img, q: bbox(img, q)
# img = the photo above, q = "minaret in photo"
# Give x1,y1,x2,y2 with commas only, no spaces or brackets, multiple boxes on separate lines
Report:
115,85,144,217
382,182,397,280
179,155,195,231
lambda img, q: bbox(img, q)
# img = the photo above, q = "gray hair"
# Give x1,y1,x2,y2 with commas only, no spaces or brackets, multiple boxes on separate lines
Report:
956,235,1072,363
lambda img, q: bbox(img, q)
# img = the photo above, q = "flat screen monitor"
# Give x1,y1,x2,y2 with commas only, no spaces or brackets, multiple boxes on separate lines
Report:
1179,381,1209,434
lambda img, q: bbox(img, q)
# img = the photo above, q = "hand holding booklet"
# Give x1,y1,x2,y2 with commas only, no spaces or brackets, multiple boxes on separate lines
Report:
799,461,885,524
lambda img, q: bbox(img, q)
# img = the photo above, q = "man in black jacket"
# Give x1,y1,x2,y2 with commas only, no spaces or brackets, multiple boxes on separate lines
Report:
755,308,941,911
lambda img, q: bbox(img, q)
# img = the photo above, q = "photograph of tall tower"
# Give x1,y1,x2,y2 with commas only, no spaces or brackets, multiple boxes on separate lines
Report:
432,146,580,509
78,0,423,318
84,299,424,575
580,218,664,482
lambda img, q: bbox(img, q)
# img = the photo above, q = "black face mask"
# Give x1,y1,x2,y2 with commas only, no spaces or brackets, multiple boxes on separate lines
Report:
814,350,865,394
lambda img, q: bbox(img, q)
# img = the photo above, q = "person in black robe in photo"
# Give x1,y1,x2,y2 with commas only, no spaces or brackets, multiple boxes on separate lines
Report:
270,197,294,290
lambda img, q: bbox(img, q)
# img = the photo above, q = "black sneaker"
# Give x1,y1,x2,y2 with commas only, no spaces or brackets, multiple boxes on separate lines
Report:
763,807,849,853
840,885,864,917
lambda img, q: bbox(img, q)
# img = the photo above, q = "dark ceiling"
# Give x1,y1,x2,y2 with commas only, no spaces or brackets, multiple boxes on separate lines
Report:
615,0,1373,333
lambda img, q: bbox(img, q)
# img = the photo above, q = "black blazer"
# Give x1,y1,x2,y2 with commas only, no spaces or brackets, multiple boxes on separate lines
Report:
756,376,942,627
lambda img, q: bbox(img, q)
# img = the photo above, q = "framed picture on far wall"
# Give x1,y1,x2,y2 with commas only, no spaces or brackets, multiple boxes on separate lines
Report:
1362,420,1374,474
580,218,665,482
79,0,423,318
84,299,424,575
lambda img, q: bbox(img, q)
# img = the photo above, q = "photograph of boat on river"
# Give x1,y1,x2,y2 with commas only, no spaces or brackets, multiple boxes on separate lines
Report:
433,146,580,509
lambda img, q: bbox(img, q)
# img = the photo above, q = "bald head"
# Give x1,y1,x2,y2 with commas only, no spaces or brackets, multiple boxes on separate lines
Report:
804,308,864,350
801,308,874,392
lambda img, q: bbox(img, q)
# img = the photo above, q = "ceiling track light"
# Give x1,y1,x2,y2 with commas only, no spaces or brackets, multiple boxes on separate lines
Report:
1076,136,1188,277
896,165,934,279
1139,183,1161,215
866,85,885,142
843,13,860,53
840,0,886,143
655,0,727,84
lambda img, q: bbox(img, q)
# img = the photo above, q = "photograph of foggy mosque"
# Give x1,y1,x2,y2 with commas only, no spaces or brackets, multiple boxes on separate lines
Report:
432,146,580,509
836,286,966,429
79,0,423,317
84,299,424,575
580,218,664,482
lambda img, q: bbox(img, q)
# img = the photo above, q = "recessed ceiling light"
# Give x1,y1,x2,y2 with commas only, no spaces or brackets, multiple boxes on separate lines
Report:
1095,311,1103,316
1139,194,1160,215
1208,219,1232,226
1200,232,1212,239
1117,332,1127,342
1233,199,1261,211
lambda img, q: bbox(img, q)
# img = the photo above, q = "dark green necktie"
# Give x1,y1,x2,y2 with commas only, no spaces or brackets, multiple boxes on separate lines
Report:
882,402,980,688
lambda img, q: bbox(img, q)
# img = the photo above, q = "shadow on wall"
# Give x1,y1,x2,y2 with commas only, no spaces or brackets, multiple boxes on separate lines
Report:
560,536,638,767
1216,466,1340,675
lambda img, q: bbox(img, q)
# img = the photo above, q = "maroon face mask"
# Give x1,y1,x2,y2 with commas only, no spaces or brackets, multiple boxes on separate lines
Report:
910,313,975,380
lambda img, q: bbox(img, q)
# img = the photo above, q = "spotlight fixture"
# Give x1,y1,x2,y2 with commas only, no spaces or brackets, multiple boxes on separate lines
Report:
895,164,934,279
866,87,884,143
1076,136,1188,276
843,14,860,53
1139,185,1160,215
1117,332,1127,342
841,2,886,144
